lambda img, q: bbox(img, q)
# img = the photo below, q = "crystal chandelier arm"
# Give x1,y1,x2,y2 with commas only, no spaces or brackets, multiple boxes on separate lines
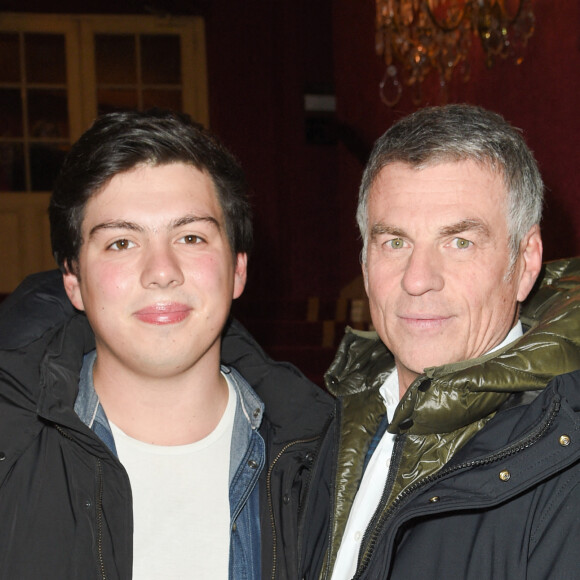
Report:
374,0,535,106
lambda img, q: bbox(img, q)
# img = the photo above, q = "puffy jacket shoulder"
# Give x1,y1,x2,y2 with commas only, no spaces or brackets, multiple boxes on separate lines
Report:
0,269,75,350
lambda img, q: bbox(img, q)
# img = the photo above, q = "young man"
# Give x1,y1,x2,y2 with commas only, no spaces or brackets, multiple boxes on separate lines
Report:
0,109,335,579
322,105,580,579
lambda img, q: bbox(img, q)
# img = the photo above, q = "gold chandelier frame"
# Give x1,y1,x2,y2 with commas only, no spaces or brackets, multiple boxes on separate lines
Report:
375,0,536,106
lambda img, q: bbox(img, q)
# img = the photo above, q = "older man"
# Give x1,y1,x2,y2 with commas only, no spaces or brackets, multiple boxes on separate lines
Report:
324,105,580,579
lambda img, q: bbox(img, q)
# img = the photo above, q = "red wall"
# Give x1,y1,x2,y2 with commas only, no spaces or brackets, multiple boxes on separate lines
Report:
332,0,580,289
205,0,340,301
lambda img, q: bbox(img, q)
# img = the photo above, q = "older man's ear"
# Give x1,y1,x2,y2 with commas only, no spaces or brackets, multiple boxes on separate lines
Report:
516,224,543,303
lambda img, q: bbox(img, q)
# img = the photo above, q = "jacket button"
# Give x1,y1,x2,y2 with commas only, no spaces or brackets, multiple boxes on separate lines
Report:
399,418,414,430
253,408,260,419
429,496,440,503
248,459,259,469
499,470,511,482
232,522,237,532
559,434,571,446
283,494,290,505
305,452,314,464
0,452,5,461
328,375,339,387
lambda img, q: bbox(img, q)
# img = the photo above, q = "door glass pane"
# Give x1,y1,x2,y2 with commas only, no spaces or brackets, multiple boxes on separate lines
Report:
0,89,23,137
141,35,181,84
30,143,67,191
0,143,24,191
143,89,182,111
25,34,66,84
94,32,185,114
28,89,69,138
95,35,136,84
0,29,69,192
0,33,20,82
97,88,139,114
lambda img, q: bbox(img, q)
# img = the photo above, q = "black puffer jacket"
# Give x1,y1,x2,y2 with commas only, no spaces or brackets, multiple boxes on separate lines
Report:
330,370,580,579
322,258,580,579
0,270,336,580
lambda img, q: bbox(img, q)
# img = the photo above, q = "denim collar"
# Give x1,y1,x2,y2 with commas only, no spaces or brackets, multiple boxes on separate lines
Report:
73,350,265,467
74,350,117,454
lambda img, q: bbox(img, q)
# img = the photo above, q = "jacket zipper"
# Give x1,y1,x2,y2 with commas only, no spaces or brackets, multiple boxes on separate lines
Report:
351,396,561,579
321,404,341,580
322,406,401,580
356,433,406,570
95,458,107,580
55,425,107,580
296,413,336,577
266,436,320,580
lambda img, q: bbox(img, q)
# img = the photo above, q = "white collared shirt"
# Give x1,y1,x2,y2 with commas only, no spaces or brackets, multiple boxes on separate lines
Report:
331,322,524,580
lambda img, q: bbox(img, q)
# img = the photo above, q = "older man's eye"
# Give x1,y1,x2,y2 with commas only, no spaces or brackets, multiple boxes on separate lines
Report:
452,237,472,249
387,238,405,249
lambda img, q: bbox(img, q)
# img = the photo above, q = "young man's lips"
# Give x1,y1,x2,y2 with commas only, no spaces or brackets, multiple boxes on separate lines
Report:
134,303,192,325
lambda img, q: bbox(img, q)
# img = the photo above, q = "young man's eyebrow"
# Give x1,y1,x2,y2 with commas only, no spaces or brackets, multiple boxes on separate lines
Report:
439,218,490,238
88,215,221,239
170,214,220,230
89,220,144,238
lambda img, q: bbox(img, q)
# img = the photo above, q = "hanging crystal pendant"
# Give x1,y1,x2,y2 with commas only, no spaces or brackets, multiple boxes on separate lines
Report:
374,0,535,106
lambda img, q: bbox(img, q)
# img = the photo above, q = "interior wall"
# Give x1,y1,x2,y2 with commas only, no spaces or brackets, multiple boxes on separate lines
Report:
332,0,580,290
205,0,339,302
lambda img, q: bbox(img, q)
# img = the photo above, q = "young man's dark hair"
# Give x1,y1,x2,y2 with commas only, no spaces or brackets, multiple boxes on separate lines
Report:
49,108,252,272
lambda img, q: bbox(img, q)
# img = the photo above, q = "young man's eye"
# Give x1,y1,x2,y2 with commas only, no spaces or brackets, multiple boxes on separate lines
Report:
452,237,472,249
178,234,204,244
108,239,135,251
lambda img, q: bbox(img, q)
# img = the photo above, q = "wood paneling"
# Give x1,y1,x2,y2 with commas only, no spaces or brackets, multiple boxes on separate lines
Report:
0,193,54,293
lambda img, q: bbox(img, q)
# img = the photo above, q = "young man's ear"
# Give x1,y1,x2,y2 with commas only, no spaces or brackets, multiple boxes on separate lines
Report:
62,261,85,312
516,224,543,303
232,253,248,300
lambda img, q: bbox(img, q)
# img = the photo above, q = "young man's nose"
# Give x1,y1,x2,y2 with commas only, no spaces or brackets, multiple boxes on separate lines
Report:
140,245,185,288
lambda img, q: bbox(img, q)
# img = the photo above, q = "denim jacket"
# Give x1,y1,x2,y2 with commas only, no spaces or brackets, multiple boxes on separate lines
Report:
75,351,265,580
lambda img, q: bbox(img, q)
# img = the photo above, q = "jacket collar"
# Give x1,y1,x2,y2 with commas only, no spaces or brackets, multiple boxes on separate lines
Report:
326,257,580,436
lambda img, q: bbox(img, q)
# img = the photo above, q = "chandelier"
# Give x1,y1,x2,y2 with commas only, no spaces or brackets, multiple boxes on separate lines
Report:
375,0,536,106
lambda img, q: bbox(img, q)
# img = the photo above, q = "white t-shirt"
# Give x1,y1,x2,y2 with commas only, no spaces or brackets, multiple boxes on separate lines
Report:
110,374,237,580
331,323,524,580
